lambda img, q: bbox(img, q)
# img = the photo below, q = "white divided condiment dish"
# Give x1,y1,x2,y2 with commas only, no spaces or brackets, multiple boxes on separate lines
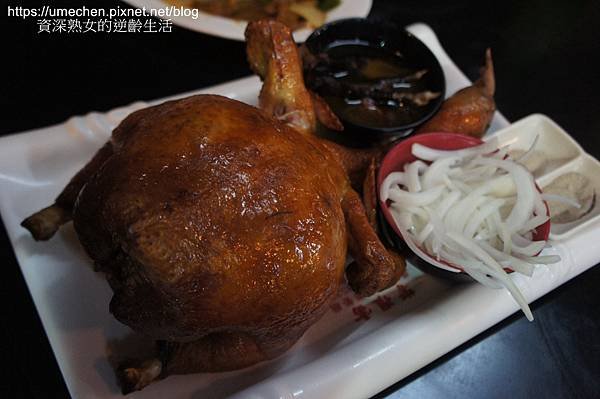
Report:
485,114,599,240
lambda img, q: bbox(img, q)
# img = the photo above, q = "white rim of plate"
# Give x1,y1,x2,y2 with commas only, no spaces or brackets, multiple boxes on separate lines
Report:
119,0,373,41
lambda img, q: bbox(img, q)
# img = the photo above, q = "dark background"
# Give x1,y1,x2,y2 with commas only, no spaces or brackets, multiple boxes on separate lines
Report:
1,0,599,398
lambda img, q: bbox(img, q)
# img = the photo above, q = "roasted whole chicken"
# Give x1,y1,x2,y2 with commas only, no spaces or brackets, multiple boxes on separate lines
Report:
22,20,404,393
21,19,496,394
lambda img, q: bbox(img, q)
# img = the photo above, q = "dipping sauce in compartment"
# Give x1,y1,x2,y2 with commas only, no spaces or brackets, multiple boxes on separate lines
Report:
539,154,600,239
304,18,445,136
544,172,596,224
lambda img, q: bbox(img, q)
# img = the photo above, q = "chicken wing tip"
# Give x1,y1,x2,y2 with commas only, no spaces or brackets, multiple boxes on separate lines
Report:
21,204,70,241
480,48,495,96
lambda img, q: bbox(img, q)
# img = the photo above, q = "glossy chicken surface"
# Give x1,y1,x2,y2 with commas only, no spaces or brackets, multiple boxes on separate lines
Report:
22,20,403,393
78,95,356,389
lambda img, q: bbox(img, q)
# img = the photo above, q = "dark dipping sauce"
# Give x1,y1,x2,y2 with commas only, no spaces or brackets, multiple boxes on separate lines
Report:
305,41,441,130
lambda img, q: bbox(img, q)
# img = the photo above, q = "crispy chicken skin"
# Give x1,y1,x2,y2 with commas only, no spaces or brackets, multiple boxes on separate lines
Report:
74,95,350,343
74,96,359,392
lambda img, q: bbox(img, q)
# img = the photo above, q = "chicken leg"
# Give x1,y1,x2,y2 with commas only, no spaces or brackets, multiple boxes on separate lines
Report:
21,103,162,241
21,141,113,240
120,331,275,393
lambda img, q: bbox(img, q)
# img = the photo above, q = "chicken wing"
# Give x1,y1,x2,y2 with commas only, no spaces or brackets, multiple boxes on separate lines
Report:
415,49,495,137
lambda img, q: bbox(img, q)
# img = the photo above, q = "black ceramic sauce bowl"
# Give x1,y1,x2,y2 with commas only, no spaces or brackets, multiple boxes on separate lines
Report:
304,18,446,143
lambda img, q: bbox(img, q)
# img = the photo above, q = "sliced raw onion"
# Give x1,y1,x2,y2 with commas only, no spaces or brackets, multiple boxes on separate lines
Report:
411,136,500,161
382,139,560,321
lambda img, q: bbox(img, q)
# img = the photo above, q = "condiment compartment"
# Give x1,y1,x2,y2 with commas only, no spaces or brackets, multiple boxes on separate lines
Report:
486,114,599,241
486,114,583,178
537,154,600,240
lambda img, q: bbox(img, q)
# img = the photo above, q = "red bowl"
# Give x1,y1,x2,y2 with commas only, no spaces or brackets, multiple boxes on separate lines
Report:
377,132,551,274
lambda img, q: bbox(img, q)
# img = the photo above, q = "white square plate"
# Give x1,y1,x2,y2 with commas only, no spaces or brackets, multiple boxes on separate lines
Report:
119,0,373,41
